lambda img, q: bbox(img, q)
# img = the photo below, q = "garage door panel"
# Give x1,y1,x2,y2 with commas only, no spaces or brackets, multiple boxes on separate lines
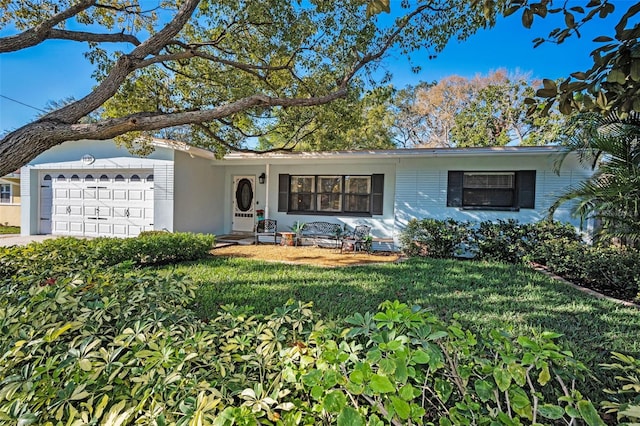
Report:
98,189,112,200
128,208,144,219
55,188,69,199
84,189,97,199
98,223,112,234
84,222,98,234
113,190,127,201
144,208,153,219
69,189,82,199
113,207,127,218
85,206,99,217
113,224,128,236
69,222,83,234
129,190,144,201
54,221,69,232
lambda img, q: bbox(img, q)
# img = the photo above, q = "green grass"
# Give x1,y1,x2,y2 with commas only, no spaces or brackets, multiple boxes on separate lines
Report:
169,256,640,370
0,225,19,234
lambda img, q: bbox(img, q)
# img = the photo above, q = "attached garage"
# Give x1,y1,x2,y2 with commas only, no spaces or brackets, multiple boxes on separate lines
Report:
41,171,154,237
21,139,225,238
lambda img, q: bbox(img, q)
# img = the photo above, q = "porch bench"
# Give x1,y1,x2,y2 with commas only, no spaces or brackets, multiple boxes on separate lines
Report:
299,221,343,247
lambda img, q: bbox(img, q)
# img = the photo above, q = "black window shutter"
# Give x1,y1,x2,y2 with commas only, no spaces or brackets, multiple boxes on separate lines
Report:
278,174,290,212
517,170,536,209
371,174,384,215
447,171,463,207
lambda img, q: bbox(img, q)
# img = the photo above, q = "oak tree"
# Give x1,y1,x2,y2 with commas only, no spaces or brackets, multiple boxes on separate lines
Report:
0,0,498,176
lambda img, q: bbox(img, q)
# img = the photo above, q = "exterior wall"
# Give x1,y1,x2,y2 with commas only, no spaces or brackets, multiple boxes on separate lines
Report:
0,182,20,226
173,151,224,234
394,153,593,245
263,161,397,241
20,139,176,235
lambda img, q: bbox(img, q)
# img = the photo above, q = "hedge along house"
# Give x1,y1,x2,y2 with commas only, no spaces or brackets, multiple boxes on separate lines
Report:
20,139,593,250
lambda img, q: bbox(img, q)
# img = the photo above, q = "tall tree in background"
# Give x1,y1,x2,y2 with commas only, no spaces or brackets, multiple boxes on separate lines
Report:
411,75,474,147
396,70,566,147
450,70,566,147
0,0,504,176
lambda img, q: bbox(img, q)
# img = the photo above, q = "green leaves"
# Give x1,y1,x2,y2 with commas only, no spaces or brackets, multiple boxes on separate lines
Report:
369,374,395,394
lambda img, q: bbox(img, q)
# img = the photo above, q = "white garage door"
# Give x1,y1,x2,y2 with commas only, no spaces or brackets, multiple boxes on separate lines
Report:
47,171,154,237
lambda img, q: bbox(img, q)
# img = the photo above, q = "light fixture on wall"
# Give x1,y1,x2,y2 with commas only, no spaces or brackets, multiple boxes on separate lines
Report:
258,172,266,184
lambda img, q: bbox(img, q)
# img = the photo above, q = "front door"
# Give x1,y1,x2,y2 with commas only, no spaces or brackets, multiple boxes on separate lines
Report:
232,176,255,232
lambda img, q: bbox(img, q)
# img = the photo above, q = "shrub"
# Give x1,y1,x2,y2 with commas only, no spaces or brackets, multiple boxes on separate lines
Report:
473,219,534,263
0,274,612,425
0,232,215,279
601,352,640,424
399,218,472,258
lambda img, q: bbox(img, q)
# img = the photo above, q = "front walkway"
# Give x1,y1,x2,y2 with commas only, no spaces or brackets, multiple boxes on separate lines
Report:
0,234,58,247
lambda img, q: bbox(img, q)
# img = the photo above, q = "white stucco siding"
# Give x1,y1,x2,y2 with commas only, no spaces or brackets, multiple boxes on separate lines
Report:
394,153,593,236
173,151,223,234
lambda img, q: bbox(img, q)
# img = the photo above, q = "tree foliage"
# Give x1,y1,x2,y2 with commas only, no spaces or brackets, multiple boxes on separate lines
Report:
257,86,397,151
551,113,640,247
0,0,500,176
395,70,566,147
494,0,640,118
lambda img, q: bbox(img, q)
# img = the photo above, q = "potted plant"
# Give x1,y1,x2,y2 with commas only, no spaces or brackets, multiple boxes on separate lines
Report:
290,221,305,246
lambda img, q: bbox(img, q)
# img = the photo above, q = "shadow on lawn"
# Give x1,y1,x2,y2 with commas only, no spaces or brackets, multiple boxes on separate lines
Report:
181,257,640,365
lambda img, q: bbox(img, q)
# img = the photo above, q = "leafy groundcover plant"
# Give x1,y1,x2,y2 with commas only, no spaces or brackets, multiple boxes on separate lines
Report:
0,269,620,424
1,234,636,424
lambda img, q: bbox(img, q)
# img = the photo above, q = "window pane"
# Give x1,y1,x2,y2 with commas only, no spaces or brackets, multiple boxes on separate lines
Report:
317,176,342,211
317,193,341,212
464,172,514,189
0,184,10,203
317,176,341,193
291,176,314,193
345,194,370,212
464,189,514,207
345,176,371,194
290,194,314,211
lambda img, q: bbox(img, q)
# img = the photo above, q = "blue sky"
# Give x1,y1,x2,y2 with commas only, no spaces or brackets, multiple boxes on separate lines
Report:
0,3,621,134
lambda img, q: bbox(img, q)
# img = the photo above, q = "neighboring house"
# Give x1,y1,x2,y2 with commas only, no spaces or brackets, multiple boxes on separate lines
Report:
0,171,21,227
20,139,593,250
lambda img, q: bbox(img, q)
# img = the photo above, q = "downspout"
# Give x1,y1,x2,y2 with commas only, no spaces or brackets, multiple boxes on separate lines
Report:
265,163,271,218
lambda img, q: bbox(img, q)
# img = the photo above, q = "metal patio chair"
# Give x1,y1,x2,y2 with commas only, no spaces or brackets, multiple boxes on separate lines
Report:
255,219,277,244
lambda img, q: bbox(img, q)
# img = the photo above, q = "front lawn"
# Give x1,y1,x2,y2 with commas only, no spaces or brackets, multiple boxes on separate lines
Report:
172,256,640,389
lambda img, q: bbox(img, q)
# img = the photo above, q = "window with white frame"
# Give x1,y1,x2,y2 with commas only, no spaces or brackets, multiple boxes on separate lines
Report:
0,184,12,204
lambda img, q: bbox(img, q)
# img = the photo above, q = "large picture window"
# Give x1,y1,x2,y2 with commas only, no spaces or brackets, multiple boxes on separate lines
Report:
447,170,536,210
279,174,384,216
0,184,11,204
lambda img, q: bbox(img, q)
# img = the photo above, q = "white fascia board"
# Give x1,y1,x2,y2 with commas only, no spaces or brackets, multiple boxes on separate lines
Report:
216,146,569,165
151,138,216,160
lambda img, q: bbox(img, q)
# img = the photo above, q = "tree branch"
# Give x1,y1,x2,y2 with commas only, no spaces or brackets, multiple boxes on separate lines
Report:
0,0,96,53
44,0,201,124
196,123,293,154
47,28,140,45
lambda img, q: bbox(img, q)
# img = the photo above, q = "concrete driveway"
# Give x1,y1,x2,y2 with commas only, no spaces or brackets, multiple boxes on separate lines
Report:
0,234,59,247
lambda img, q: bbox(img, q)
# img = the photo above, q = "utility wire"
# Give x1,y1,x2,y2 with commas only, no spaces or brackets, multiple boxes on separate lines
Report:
0,94,47,113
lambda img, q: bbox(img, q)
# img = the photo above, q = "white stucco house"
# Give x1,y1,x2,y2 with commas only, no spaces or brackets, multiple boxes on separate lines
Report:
20,139,592,250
